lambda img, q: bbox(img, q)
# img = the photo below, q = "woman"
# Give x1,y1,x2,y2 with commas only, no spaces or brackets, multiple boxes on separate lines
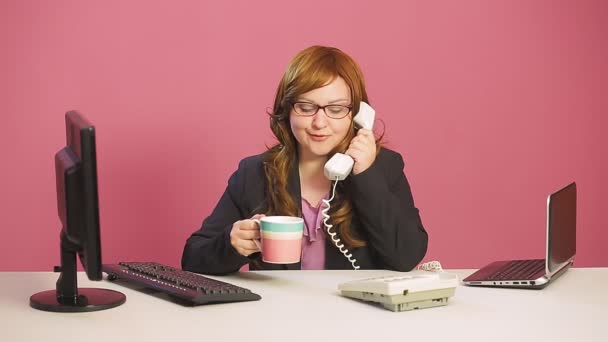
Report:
182,46,428,275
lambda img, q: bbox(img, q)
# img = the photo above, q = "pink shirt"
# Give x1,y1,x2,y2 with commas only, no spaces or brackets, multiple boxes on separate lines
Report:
300,195,328,270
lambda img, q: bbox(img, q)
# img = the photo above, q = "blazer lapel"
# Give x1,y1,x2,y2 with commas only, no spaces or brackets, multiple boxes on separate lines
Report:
286,158,302,213
285,158,302,270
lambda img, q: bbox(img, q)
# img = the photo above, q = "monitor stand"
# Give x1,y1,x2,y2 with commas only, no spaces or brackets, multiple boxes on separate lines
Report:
30,234,126,312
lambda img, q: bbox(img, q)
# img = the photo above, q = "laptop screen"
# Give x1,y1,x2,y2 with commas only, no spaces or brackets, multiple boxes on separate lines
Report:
547,182,577,274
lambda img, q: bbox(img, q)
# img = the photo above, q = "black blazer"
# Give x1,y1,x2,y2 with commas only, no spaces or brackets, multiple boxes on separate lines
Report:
181,147,428,275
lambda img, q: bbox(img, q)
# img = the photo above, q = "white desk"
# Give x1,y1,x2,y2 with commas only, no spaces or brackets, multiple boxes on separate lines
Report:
1,268,607,342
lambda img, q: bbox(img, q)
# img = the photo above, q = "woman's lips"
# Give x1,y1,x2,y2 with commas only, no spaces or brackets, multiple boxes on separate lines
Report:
308,133,328,141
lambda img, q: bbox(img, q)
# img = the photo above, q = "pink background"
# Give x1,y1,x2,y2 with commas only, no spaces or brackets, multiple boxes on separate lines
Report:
1,0,606,271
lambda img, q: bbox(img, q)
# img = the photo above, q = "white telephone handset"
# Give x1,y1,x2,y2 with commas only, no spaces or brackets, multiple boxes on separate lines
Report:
321,101,376,270
324,101,376,180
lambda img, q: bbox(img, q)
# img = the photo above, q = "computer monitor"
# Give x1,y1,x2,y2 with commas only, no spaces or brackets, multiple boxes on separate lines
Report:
30,111,125,312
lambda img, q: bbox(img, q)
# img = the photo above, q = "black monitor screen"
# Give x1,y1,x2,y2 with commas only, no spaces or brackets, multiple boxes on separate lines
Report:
56,111,101,279
30,111,124,312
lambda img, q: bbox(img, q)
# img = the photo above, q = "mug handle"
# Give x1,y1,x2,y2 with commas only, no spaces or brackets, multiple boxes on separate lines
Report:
252,219,262,251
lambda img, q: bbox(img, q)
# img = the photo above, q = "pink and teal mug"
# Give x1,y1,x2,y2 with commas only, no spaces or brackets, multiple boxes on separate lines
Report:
253,216,304,264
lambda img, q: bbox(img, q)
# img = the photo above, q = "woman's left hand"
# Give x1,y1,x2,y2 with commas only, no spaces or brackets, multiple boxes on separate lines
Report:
345,129,377,175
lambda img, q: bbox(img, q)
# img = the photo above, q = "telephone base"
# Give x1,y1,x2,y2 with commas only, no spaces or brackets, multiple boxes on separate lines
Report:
341,287,455,312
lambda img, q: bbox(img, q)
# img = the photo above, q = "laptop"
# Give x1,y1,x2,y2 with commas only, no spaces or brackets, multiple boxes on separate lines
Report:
463,182,576,289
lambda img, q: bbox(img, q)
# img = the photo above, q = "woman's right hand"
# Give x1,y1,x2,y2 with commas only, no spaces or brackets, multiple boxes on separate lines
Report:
230,214,264,257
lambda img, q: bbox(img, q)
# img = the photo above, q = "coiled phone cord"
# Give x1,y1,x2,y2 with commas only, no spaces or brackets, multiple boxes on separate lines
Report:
416,260,443,272
322,179,442,272
322,179,360,270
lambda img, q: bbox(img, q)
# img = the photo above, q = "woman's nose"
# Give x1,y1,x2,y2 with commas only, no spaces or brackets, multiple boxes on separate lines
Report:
311,108,328,128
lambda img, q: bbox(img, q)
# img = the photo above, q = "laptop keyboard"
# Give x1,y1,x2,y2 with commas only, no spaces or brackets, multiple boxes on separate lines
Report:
486,259,545,280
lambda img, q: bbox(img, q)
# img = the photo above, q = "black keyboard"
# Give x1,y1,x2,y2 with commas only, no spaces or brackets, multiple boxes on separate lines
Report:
486,259,545,281
103,262,261,305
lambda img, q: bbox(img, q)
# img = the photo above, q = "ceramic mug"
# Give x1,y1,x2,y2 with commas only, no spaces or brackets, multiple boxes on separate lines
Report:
253,216,304,264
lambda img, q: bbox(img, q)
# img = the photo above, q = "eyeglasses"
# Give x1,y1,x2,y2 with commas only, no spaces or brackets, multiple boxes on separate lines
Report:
291,102,352,119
